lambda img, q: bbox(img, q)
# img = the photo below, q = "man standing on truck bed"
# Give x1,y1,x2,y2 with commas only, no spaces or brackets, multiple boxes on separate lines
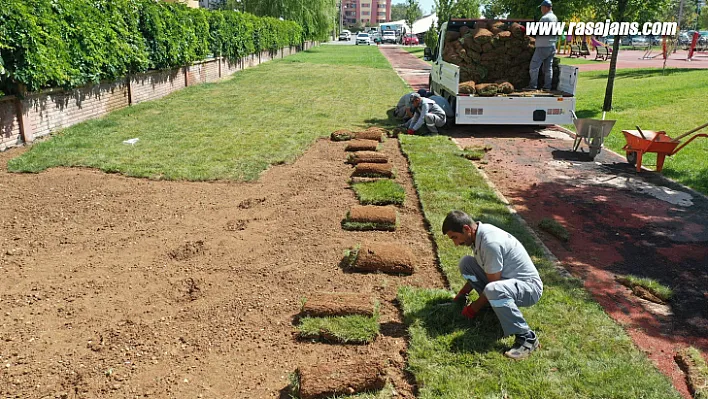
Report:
526,0,558,91
404,92,447,135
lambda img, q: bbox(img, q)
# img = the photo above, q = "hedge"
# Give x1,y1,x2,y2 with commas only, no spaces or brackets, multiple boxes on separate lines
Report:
0,0,304,94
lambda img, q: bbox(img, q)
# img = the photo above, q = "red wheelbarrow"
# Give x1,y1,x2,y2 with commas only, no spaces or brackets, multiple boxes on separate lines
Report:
622,122,708,172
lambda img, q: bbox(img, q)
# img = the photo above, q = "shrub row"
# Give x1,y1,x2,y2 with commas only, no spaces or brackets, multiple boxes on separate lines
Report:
0,0,304,94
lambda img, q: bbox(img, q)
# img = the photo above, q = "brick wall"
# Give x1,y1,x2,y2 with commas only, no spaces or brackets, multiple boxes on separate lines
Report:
0,97,22,152
25,80,130,140
129,69,186,105
0,41,317,151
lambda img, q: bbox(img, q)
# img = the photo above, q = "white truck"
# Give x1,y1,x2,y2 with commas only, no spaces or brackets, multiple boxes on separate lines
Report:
425,19,579,125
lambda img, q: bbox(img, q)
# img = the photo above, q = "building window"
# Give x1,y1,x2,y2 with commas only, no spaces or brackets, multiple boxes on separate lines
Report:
362,11,370,15
361,3,370,7
378,3,386,7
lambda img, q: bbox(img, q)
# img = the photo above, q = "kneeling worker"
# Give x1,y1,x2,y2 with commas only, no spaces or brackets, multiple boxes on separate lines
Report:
395,89,428,122
404,92,446,134
442,210,543,359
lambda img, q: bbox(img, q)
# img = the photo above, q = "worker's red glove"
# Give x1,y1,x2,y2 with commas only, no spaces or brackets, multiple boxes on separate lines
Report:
461,306,478,319
407,129,415,135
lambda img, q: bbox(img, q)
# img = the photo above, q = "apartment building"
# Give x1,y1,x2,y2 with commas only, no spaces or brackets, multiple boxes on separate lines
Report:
343,0,392,26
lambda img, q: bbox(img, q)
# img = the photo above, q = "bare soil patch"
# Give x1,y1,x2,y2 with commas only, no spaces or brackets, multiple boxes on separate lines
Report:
301,292,374,317
0,137,444,398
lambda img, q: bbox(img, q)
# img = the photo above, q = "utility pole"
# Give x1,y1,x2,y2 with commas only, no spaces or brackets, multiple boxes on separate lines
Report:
340,1,344,33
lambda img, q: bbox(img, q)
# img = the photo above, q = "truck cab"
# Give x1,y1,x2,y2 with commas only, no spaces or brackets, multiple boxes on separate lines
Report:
426,19,579,125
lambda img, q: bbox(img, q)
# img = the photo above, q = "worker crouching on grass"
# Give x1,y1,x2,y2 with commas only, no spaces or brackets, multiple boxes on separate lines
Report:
403,92,446,135
442,210,543,359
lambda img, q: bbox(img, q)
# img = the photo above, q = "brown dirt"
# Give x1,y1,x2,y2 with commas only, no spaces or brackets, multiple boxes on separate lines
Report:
345,140,379,152
352,163,393,178
0,137,445,398
348,206,397,225
354,243,415,275
347,151,389,164
353,131,384,142
297,359,386,399
301,292,374,317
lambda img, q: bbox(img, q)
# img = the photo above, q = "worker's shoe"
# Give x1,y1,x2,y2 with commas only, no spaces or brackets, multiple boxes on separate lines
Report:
504,330,539,360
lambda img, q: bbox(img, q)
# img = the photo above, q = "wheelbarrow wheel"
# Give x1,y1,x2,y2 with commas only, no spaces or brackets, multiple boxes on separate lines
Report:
588,137,602,159
626,151,638,166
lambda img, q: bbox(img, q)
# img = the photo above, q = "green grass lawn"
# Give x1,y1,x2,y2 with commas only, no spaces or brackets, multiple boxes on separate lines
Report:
401,46,432,64
557,55,606,65
574,68,708,194
351,179,406,205
298,313,380,344
8,46,406,181
397,135,681,399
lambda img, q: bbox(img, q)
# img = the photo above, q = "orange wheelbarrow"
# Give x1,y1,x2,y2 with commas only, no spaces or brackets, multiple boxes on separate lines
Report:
622,122,708,172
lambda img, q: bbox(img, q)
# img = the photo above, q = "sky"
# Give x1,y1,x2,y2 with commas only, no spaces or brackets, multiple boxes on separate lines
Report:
392,0,436,15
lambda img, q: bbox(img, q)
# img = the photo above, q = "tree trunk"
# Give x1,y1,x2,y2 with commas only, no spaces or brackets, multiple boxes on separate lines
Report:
603,0,628,112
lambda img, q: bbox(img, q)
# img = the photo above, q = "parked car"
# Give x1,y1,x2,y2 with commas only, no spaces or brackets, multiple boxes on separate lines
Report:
402,34,419,45
338,30,351,41
382,30,397,44
355,33,371,45
630,35,649,47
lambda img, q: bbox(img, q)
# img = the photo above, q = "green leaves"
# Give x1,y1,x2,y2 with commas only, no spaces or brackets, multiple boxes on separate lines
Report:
0,0,303,94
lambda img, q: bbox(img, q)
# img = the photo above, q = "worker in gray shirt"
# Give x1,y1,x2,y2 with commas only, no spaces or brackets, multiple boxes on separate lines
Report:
525,0,558,91
443,210,543,360
404,92,446,134
394,89,428,121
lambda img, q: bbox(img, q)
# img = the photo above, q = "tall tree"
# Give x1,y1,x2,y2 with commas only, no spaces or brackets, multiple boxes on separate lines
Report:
238,0,337,40
405,0,423,32
433,0,456,30
391,3,408,20
599,0,668,111
451,0,482,18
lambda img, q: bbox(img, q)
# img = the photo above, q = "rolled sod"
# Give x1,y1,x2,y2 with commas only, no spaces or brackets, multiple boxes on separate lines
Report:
301,292,374,317
352,163,393,178
347,151,388,164
350,243,415,275
331,129,354,141
353,130,384,142
343,206,397,231
297,360,386,399
345,139,379,152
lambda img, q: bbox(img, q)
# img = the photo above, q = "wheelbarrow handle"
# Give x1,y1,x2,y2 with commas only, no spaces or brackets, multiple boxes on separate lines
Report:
673,122,708,141
635,125,647,140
